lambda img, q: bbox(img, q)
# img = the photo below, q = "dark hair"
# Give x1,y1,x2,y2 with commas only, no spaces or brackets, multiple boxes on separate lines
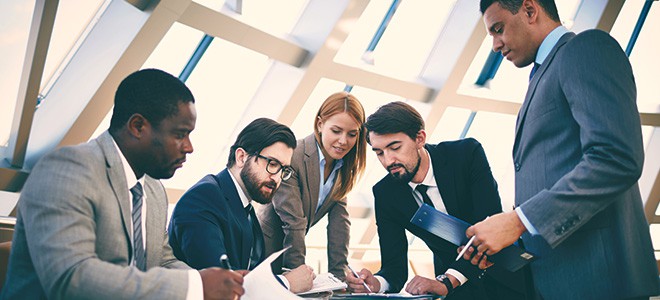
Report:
227,118,297,168
364,101,424,144
109,69,195,133
480,0,560,22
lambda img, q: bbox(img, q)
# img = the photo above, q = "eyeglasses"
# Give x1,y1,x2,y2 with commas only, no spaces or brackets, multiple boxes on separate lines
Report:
254,154,294,181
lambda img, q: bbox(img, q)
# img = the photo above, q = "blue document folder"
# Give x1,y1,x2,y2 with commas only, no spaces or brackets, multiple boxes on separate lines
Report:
410,204,535,272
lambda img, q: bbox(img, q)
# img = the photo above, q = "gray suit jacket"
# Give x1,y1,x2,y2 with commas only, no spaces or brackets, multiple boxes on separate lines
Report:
514,30,659,299
258,134,350,279
1,131,191,299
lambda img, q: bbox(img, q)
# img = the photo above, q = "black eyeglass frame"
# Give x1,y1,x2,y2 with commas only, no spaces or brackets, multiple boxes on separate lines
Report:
254,153,294,181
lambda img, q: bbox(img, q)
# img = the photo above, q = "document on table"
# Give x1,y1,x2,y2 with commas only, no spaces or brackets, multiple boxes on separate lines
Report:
243,247,303,300
297,272,348,295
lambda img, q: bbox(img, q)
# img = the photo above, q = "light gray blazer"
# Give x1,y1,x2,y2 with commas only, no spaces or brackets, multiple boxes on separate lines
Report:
258,134,350,279
1,131,191,300
514,30,659,299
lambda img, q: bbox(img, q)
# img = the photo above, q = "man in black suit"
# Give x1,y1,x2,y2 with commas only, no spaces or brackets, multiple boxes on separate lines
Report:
346,102,524,299
168,118,315,293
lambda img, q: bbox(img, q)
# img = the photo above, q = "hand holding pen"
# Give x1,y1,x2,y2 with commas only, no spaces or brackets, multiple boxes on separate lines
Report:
220,254,233,270
345,265,375,293
197,254,245,300
457,235,494,270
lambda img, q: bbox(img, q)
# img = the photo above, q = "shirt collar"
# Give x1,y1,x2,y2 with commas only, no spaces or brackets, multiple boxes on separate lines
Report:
408,148,436,190
111,136,144,191
535,25,569,65
228,170,251,208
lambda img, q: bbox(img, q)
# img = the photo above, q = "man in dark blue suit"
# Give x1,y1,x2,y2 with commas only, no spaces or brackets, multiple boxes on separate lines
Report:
346,102,525,300
168,118,315,293
468,1,659,299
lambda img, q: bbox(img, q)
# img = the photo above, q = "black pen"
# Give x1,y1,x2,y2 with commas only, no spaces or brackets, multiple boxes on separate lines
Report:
219,254,233,270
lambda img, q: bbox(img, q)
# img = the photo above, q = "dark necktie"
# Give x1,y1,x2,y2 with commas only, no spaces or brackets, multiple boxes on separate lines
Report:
415,184,435,208
529,62,540,82
245,203,263,270
130,182,146,271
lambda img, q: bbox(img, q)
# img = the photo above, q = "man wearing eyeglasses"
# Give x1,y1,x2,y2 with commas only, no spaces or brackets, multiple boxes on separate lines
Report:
168,118,316,294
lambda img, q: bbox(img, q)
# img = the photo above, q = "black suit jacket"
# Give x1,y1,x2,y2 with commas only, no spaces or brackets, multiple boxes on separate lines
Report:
373,138,525,299
168,169,264,270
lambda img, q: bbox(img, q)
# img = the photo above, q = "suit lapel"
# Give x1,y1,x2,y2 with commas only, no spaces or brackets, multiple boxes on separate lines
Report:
303,135,321,227
513,32,574,154
215,170,253,269
97,132,132,252
428,145,459,216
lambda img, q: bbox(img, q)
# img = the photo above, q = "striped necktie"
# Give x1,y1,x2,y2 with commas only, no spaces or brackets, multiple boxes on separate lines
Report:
131,182,146,271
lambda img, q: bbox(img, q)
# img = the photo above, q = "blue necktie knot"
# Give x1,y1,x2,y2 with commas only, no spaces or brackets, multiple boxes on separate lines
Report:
529,62,540,81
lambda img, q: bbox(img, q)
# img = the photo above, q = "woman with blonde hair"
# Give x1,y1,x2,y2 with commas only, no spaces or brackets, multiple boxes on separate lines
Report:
258,91,367,279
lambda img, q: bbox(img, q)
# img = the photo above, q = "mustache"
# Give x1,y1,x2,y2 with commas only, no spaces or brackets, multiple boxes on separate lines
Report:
263,180,277,190
387,163,405,172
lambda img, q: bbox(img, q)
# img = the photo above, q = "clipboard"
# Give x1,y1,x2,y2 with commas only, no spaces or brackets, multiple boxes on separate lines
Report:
410,204,535,272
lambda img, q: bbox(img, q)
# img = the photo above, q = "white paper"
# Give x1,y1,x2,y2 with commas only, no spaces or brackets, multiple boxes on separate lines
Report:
297,272,347,295
242,248,303,300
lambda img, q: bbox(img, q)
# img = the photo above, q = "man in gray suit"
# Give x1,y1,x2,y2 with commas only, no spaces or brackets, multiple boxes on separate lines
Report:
1,69,245,299
465,1,660,299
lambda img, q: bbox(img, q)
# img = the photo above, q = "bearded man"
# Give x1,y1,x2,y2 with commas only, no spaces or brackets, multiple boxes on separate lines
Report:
345,102,525,300
168,118,314,294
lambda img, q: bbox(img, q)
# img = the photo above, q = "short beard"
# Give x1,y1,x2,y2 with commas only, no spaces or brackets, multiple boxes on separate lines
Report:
240,158,278,205
388,154,421,183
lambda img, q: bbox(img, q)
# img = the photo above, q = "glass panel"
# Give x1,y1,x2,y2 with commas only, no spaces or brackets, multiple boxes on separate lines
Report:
613,3,660,113
163,38,272,190
197,0,308,37
336,1,456,81
40,0,107,95
651,224,659,250
142,22,207,76
427,106,472,144
0,1,36,146
464,111,517,211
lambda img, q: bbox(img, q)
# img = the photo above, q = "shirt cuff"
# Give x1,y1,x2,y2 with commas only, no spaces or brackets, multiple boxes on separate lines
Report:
187,270,204,300
374,275,389,293
445,268,467,286
515,207,539,235
278,275,291,290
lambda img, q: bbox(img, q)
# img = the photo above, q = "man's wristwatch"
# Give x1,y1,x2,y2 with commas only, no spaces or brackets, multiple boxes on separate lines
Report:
435,274,454,294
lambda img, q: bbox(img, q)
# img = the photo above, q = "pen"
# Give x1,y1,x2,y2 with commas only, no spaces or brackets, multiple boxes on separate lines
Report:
347,265,373,293
219,254,233,270
456,235,476,261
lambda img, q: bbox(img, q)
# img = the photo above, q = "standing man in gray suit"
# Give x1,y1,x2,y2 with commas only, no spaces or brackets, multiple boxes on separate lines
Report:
465,1,660,299
1,69,245,299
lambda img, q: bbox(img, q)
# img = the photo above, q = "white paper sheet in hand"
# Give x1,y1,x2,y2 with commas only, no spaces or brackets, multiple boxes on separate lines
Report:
242,248,303,300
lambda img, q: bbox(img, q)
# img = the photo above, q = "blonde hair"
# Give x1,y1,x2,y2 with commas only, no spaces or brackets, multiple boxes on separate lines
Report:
313,91,367,201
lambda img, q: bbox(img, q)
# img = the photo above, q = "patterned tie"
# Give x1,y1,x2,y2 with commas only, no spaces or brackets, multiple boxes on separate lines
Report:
130,182,146,271
245,203,263,270
529,62,540,82
415,184,435,208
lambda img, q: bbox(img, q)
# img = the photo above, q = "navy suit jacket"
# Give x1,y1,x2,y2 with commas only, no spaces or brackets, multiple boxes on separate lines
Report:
168,169,264,270
373,138,524,299
515,30,659,299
